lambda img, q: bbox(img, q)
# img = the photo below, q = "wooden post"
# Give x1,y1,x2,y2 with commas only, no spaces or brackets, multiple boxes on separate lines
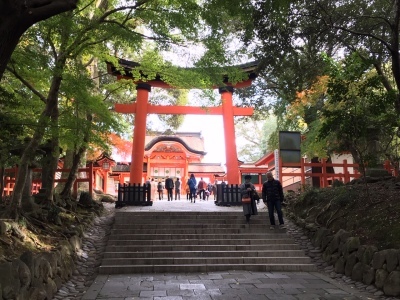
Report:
89,163,93,196
130,83,151,184
343,159,350,183
219,86,240,184
301,158,306,187
321,159,328,187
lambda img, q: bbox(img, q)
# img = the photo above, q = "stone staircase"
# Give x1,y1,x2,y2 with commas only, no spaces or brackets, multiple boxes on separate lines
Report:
99,211,316,274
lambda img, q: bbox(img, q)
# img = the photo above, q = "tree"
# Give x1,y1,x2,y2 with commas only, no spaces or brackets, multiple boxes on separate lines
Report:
236,116,277,162
0,0,78,79
4,0,266,219
248,0,400,129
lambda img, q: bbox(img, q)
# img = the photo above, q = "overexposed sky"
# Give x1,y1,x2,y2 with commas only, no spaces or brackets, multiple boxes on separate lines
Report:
177,115,226,164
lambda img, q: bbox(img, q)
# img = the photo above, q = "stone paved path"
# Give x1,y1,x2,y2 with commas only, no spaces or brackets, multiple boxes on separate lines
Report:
53,199,399,300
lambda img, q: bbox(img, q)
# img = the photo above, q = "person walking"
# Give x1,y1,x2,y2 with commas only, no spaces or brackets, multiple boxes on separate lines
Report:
187,174,197,203
198,177,206,200
262,171,285,230
240,175,258,224
164,176,174,201
174,178,181,200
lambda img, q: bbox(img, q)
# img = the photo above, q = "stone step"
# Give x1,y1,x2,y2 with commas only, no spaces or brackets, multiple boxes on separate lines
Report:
105,244,301,252
106,238,295,246
99,263,317,274
111,226,276,236
108,233,287,240
103,250,307,259
100,211,315,274
114,219,270,225
112,224,272,230
101,256,313,266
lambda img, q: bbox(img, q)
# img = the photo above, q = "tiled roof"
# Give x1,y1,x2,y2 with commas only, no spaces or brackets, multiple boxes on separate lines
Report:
145,132,206,154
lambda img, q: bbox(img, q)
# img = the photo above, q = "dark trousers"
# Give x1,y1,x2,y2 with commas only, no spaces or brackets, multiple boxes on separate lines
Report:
199,189,206,200
175,189,180,200
189,188,196,202
166,188,173,201
267,200,284,225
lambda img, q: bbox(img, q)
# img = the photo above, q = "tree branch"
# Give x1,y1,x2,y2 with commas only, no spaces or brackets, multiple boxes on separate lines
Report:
5,66,47,103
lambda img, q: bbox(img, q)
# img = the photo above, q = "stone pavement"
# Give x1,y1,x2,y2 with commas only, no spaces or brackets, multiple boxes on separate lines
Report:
53,198,399,300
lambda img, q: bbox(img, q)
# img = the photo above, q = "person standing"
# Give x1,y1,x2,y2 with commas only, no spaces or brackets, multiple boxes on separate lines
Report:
165,176,174,201
157,180,163,200
150,178,158,201
240,175,258,224
262,171,285,230
198,177,206,200
187,174,197,203
174,178,181,200
212,181,217,200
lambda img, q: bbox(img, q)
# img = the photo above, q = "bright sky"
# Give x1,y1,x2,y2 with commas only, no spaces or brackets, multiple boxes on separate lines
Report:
177,115,226,164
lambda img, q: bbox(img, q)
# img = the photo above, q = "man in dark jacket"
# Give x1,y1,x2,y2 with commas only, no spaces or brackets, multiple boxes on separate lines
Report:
164,176,174,201
262,172,285,230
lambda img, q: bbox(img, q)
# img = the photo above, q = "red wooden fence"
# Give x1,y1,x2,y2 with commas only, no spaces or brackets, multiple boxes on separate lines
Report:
279,158,361,188
2,164,94,197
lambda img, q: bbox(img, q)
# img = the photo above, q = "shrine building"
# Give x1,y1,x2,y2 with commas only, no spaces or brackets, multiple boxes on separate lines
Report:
108,132,226,193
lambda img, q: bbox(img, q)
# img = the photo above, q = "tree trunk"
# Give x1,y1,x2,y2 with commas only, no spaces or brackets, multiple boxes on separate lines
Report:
9,70,63,219
60,148,86,199
54,149,74,193
0,167,4,203
0,0,77,79
61,114,92,199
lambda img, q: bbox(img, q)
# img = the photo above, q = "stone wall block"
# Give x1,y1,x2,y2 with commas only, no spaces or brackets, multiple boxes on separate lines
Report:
335,256,346,274
0,261,20,299
375,269,389,289
372,250,387,269
356,245,365,262
37,252,58,277
383,270,400,296
362,265,375,285
327,235,340,254
330,253,340,265
43,277,57,299
69,235,82,252
345,252,358,277
19,251,35,277
53,275,62,290
337,229,351,243
311,227,331,249
361,245,378,265
322,248,333,263
351,262,364,282
386,249,399,273
57,240,74,260
344,237,360,255
321,235,334,250
13,259,31,288
33,257,52,282
28,286,47,300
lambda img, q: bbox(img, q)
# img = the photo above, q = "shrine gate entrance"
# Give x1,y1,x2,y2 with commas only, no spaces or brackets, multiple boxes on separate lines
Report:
106,59,258,185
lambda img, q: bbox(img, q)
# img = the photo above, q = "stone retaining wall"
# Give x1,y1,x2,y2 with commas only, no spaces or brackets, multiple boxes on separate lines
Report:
0,235,81,300
292,217,400,297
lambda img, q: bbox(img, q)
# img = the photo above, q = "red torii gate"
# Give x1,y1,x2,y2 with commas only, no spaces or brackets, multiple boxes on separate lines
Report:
107,59,258,184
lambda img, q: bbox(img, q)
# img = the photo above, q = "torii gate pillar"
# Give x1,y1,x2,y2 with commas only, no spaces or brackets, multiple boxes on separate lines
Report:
130,83,151,184
219,86,240,184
